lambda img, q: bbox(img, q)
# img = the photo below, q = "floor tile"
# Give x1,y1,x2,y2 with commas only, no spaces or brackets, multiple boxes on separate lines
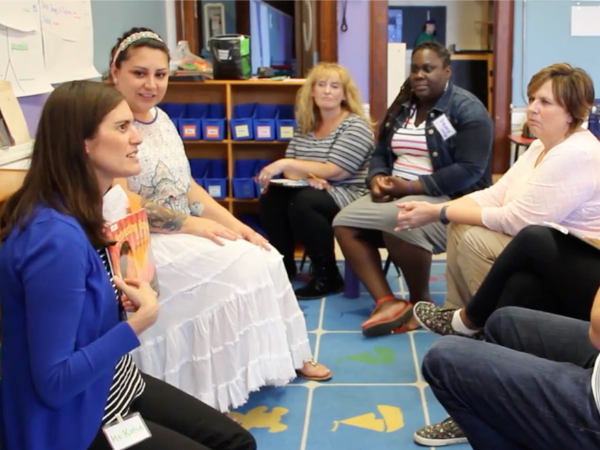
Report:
429,263,447,293
306,385,426,450
321,293,374,331
318,332,417,384
298,300,322,331
412,332,440,370
230,386,309,450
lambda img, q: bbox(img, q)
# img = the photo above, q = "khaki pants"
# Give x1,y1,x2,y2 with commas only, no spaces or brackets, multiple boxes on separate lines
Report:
445,223,513,309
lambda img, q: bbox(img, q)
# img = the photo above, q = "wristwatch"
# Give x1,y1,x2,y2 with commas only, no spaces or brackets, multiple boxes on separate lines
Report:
439,205,450,225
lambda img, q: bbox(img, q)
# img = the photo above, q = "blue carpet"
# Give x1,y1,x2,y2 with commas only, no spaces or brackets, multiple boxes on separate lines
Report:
231,260,473,450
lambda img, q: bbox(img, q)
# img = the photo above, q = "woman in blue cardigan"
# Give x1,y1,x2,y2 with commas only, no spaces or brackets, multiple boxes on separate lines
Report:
0,80,256,450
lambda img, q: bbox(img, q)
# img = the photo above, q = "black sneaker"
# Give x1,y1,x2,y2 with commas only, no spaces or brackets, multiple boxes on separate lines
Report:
414,417,468,446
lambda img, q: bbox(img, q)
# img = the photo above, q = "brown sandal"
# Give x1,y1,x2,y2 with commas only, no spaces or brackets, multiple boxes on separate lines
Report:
361,296,414,337
296,359,332,382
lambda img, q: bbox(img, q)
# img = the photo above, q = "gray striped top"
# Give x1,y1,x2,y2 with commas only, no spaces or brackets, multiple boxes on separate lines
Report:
285,114,374,208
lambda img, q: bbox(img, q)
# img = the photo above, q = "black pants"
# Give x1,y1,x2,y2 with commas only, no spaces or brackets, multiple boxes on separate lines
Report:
259,185,340,275
88,374,256,450
467,225,600,327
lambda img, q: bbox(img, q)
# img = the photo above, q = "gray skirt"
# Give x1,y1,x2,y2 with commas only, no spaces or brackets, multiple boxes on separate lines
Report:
332,193,450,254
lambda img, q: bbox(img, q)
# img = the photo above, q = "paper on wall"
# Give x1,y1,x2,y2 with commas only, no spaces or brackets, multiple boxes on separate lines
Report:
571,5,600,36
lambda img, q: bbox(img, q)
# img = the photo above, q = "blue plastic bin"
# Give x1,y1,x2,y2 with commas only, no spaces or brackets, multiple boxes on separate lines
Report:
188,158,210,188
179,103,206,140
253,104,278,140
230,103,256,140
232,159,259,199
202,104,226,141
160,103,186,119
204,159,228,199
276,104,296,141
160,103,186,130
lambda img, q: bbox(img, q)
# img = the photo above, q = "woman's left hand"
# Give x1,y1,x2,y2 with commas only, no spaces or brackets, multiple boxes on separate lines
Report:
395,201,441,231
239,225,271,250
257,160,286,187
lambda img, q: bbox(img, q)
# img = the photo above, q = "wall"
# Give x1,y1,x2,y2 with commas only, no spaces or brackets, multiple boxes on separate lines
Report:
337,0,370,102
388,0,489,51
16,0,169,137
512,0,600,107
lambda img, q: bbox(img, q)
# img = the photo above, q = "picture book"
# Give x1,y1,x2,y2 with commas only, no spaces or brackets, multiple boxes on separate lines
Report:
103,185,159,293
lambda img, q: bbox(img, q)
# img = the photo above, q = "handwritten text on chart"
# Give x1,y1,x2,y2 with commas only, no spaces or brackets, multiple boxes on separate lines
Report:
10,43,29,51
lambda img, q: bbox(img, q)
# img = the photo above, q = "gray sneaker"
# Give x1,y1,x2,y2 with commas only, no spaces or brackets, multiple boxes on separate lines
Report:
414,417,468,446
413,302,484,340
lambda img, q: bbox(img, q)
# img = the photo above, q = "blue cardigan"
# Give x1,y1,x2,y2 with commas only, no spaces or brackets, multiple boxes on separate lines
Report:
0,206,141,450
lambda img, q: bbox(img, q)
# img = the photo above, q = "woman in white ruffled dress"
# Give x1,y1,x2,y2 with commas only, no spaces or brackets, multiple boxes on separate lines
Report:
106,27,331,413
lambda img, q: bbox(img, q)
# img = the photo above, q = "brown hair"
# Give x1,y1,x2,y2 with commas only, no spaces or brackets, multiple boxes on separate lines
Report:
0,81,125,246
104,27,170,85
527,63,594,130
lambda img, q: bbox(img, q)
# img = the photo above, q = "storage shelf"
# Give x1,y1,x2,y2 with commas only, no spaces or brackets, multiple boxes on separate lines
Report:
182,139,290,145
162,79,304,215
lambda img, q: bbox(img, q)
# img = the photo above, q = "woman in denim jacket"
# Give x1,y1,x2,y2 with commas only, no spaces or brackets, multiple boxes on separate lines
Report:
333,41,493,337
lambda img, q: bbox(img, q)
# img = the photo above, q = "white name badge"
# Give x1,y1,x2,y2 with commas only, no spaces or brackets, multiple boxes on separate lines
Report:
102,413,152,450
432,114,457,141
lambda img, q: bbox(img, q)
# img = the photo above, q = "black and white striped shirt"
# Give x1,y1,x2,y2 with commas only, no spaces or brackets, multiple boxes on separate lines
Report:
97,248,146,424
285,114,374,208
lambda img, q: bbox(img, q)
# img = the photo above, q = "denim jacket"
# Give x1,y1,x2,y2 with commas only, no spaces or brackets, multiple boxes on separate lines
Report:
367,82,494,199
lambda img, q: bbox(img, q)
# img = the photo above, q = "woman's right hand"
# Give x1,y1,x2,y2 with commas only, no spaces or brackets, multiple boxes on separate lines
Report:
370,175,393,203
113,276,160,336
187,217,241,245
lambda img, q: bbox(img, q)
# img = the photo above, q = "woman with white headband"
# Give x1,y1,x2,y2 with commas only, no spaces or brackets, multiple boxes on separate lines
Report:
105,27,332,413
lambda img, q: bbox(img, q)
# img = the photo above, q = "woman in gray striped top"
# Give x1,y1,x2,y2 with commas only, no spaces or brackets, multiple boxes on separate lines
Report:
258,63,375,299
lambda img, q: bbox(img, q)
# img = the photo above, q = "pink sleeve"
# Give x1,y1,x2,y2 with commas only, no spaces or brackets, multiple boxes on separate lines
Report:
467,141,542,207
481,145,598,236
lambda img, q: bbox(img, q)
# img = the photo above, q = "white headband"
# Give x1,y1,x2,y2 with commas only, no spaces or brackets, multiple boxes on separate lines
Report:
112,31,164,65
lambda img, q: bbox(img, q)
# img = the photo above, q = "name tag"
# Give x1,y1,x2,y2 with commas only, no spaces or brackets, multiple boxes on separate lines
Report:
432,114,457,141
102,413,152,450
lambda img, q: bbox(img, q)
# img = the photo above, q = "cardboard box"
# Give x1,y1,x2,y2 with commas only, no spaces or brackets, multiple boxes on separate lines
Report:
0,81,30,147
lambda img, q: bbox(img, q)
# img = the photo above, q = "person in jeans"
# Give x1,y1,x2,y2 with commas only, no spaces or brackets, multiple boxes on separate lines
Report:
396,63,600,325
412,223,600,445
333,41,493,336
418,307,600,449
0,80,255,450
258,62,374,299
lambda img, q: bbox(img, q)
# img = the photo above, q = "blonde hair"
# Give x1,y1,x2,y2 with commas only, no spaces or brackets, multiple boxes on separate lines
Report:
527,63,594,131
295,63,375,134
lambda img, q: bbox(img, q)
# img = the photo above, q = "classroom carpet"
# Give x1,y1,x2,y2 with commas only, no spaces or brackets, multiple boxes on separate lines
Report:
230,260,474,450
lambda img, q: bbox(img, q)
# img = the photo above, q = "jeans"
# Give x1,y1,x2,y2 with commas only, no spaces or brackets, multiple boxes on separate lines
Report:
88,373,256,450
423,307,600,450
466,225,600,327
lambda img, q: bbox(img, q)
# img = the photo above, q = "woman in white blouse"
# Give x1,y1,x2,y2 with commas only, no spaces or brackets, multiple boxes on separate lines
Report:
395,63,600,334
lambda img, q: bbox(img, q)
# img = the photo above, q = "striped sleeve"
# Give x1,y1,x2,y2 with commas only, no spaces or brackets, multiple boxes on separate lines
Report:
285,138,297,158
328,118,374,174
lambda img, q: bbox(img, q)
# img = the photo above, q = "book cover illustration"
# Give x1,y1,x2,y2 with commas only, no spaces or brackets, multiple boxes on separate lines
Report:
103,185,160,294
